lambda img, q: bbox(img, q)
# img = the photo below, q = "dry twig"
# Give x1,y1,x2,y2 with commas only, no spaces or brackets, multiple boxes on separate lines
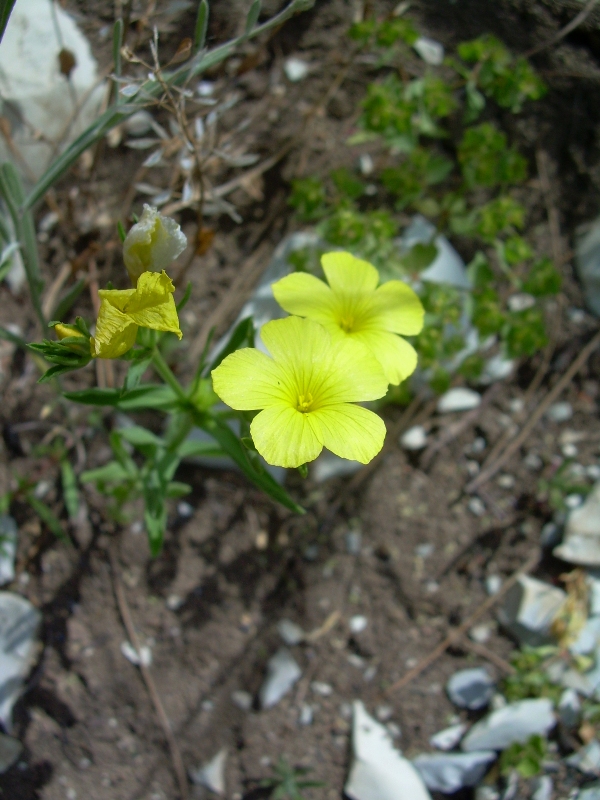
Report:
525,0,600,58
385,548,540,695
109,545,189,800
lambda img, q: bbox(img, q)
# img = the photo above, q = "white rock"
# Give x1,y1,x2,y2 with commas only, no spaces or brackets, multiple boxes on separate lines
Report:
358,154,374,176
350,615,368,634
124,110,154,137
497,575,566,646
447,668,495,710
588,464,600,480
531,775,552,800
284,57,309,82
413,37,444,65
259,649,301,709
299,703,313,725
470,623,493,644
461,698,555,752
565,492,583,508
554,482,600,566
401,216,470,290
0,733,22,774
412,751,496,793
570,616,600,655
0,592,42,731
176,501,193,518
546,402,573,422
468,497,486,517
345,701,432,800
580,784,600,800
0,0,104,181
566,739,600,774
231,690,253,711
277,619,304,646
589,574,600,615
475,788,500,800
189,747,227,794
120,641,152,667
376,705,393,722
576,216,600,317
507,293,535,312
400,425,428,450
429,723,468,751
558,688,581,728
311,681,332,697
0,517,17,586
486,575,502,596
437,388,481,413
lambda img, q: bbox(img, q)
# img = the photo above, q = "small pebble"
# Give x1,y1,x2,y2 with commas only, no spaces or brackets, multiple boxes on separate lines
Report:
358,153,374,175
562,443,579,458
177,501,193,518
429,722,468,751
386,721,401,738
400,425,428,450
486,575,502,595
565,494,583,509
415,543,434,558
568,308,586,323
349,615,368,634
120,641,152,667
311,681,332,696
166,594,183,611
466,460,480,477
376,705,393,721
339,702,352,719
197,80,214,97
497,474,515,489
299,703,313,726
363,665,377,681
507,293,535,312
277,619,304,646
471,437,487,453
470,623,493,644
540,522,560,548
546,402,573,423
524,452,543,471
303,544,319,561
509,398,524,414
587,464,600,480
468,497,485,517
345,529,362,555
284,57,309,82
438,388,481,413
231,690,253,711
347,654,365,669
413,36,444,65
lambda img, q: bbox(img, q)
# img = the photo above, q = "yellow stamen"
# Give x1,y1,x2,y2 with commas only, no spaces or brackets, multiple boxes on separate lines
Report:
297,392,314,412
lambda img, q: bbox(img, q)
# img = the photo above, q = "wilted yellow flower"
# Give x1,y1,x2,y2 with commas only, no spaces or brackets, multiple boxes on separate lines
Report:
91,270,182,359
212,316,388,468
272,251,424,385
123,205,187,285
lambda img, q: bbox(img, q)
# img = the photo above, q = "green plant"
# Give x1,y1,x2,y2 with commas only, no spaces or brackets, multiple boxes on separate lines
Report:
502,646,562,704
259,757,324,799
287,17,558,397
499,734,546,778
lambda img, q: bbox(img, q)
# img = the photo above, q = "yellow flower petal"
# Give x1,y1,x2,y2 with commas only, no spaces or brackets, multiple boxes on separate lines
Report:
53,323,85,341
211,348,290,410
311,403,386,463
369,281,424,335
92,300,138,358
321,251,379,295
352,329,418,385
250,404,323,468
271,272,336,326
123,205,187,285
121,271,182,338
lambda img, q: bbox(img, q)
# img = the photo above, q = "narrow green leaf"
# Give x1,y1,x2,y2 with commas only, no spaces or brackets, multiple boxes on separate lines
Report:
0,163,44,328
80,461,130,484
124,353,152,391
177,438,224,459
113,19,124,104
52,278,86,322
65,384,179,412
0,324,26,349
119,425,164,449
117,220,126,243
194,0,209,53
166,481,191,498
176,281,193,312
196,413,304,514
0,0,16,45
60,458,79,520
26,494,69,543
245,0,261,33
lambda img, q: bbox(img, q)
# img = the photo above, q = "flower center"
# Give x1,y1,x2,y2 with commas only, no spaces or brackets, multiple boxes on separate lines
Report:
297,392,314,413
338,314,355,333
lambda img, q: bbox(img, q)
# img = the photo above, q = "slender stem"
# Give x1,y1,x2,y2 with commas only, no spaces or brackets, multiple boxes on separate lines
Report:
151,347,187,402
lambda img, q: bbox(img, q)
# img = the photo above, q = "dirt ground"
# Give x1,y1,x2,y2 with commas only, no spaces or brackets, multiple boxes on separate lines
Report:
1,0,600,798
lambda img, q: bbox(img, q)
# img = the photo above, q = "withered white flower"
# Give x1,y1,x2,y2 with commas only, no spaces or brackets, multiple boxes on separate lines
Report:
123,204,187,285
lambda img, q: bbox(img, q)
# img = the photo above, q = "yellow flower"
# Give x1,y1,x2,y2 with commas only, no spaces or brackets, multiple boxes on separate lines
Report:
272,251,424,385
211,316,388,468
91,270,182,359
123,205,187,285
53,323,86,342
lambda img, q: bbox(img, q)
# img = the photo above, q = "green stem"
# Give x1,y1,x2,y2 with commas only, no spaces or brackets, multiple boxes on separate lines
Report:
151,347,187,403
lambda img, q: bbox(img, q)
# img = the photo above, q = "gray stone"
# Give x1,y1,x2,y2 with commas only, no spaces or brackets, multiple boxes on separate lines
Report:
413,751,496,793
576,216,600,316
461,699,555,752
277,619,304,646
400,425,428,450
546,401,573,422
497,575,566,646
558,688,581,728
0,592,42,731
447,668,495,710
438,388,481,413
345,701,432,800
570,616,600,656
429,723,468,751
580,784,600,800
554,482,600,566
231,690,253,711
566,739,600,775
284,57,309,82
259,649,302,709
0,517,17,586
413,37,444,65
531,775,552,800
189,747,227,794
0,733,21,774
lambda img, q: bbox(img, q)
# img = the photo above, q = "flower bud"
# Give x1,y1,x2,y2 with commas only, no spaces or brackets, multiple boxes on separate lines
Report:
53,323,86,341
123,205,187,285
